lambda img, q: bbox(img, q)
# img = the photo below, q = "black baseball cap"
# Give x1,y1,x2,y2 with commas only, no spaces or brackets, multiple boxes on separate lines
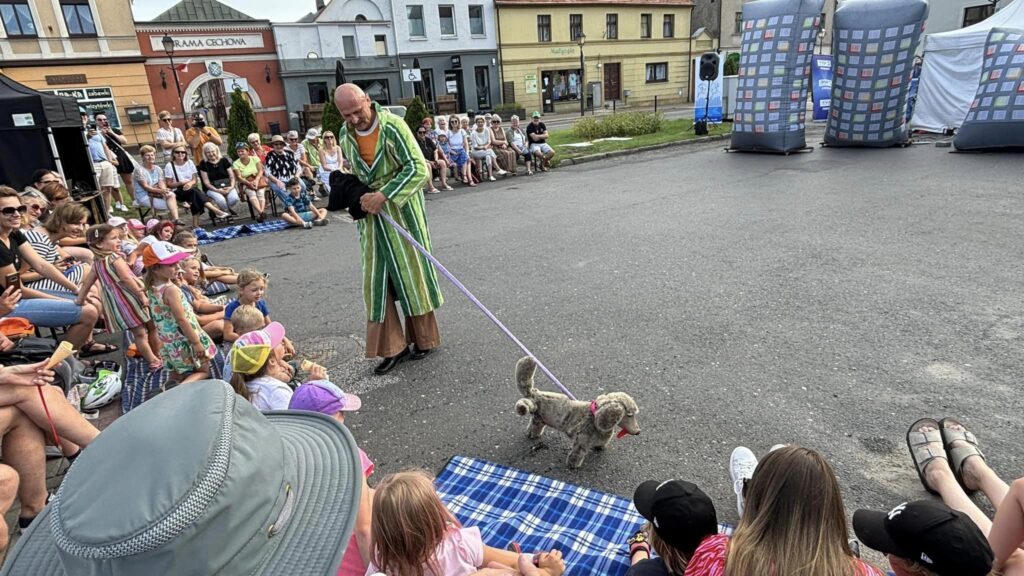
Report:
633,480,717,556
853,500,993,576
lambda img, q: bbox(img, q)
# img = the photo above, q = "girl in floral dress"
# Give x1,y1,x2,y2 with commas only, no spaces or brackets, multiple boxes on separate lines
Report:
142,241,217,383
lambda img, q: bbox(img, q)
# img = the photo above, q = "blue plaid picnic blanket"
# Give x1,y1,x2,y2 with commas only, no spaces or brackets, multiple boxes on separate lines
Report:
194,220,291,246
436,456,733,575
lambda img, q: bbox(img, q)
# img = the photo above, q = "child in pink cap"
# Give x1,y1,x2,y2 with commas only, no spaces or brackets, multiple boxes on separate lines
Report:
229,321,326,411
289,380,373,576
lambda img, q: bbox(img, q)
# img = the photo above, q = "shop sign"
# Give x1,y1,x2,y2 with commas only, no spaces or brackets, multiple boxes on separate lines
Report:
12,113,34,127
148,34,264,52
524,74,538,94
550,47,577,56
45,87,121,128
45,74,87,85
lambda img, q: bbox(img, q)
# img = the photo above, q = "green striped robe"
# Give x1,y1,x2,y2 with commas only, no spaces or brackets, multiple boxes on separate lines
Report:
339,104,444,323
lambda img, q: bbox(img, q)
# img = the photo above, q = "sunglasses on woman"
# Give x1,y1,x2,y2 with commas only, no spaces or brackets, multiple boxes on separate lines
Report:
174,151,187,155
1,206,28,216
27,204,44,211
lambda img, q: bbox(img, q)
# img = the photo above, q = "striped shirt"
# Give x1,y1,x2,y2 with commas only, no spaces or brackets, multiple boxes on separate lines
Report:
22,230,82,293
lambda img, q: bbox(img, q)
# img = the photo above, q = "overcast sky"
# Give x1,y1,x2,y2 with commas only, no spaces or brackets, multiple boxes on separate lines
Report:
132,0,316,23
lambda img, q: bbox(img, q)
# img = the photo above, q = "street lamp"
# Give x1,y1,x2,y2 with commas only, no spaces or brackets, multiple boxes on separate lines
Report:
161,34,187,130
578,33,586,117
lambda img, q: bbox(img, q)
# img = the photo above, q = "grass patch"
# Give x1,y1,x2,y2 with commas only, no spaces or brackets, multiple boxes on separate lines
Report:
548,119,731,164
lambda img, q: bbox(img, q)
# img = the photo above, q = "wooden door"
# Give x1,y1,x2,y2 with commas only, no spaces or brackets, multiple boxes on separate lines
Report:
603,63,621,101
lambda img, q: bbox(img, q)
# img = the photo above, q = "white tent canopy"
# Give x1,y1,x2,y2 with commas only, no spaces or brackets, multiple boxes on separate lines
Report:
912,0,1024,132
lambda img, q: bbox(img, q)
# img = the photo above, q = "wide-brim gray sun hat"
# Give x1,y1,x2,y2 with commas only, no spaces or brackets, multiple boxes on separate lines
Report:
0,380,362,576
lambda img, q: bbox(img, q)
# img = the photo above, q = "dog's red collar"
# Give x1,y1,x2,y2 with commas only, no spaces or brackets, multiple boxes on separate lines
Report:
590,401,630,439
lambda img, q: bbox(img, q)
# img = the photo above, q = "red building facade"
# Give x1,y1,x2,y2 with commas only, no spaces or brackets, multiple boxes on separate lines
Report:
136,1,288,136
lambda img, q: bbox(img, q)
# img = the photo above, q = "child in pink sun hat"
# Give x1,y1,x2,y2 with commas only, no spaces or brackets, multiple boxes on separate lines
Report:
289,381,373,576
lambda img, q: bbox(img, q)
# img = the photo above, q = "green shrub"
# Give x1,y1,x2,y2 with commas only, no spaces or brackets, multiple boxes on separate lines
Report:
320,88,344,137
226,88,258,160
724,52,741,76
495,102,522,112
571,112,664,140
404,96,429,133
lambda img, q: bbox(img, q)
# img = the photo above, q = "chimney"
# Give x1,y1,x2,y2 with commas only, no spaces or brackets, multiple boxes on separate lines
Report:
316,0,325,10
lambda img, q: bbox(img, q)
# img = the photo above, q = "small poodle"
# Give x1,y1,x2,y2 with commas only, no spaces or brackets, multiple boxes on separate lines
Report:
514,356,641,469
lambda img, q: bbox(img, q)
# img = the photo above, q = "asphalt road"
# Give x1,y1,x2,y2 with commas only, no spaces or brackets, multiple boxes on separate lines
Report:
206,137,1023,528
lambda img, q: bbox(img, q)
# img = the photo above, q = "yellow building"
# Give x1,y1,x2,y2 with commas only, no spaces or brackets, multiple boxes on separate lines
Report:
0,0,158,146
497,0,695,114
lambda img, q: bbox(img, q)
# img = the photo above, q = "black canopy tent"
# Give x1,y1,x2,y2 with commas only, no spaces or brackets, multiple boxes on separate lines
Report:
0,74,96,192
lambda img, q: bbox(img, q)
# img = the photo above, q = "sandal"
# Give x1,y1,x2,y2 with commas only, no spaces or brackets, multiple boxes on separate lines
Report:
939,417,986,495
79,340,119,357
906,417,946,495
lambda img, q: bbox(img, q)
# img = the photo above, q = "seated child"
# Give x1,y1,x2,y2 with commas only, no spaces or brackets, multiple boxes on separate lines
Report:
626,479,720,576
177,256,225,340
366,469,565,576
229,322,326,411
218,303,264,384
222,269,295,356
173,229,237,287
853,500,993,576
281,177,328,229
288,381,373,575
143,241,218,383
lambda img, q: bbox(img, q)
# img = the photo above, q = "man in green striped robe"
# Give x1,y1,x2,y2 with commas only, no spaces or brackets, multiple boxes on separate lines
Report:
335,84,444,375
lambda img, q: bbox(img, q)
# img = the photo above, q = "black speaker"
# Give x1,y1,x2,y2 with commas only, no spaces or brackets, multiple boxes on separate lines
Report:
699,53,720,82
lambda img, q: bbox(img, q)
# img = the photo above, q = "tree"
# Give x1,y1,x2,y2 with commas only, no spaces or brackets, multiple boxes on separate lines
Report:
227,88,258,160
320,87,344,137
404,96,429,133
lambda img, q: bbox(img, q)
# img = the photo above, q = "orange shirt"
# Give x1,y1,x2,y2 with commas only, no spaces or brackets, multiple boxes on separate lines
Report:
355,123,380,166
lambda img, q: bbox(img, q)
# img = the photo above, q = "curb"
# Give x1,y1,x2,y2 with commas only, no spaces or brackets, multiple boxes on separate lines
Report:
558,133,732,166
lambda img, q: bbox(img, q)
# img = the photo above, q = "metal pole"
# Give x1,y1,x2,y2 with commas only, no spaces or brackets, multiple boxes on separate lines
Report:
168,52,187,130
579,47,585,117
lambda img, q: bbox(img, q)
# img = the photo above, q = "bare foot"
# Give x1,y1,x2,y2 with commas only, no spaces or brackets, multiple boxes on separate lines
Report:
919,424,958,489
943,421,985,492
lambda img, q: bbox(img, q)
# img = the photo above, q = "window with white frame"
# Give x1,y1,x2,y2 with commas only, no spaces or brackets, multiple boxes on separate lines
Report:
0,0,36,37
645,62,668,83
963,4,993,27
469,5,484,36
439,5,456,36
537,14,551,42
407,5,425,38
60,0,96,36
606,13,618,39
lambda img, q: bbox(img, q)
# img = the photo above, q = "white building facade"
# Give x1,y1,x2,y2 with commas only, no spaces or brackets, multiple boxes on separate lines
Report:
273,0,401,130
392,0,501,113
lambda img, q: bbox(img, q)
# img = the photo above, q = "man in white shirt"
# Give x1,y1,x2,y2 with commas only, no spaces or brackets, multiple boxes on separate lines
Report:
285,130,315,181
154,110,187,163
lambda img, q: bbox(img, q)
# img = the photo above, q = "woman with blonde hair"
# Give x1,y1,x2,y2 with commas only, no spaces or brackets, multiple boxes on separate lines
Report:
316,130,345,190
488,115,518,175
198,142,241,215
684,446,885,576
133,144,183,224
367,470,565,576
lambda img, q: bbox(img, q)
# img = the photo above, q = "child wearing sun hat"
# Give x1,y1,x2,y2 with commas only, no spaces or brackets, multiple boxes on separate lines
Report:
289,380,373,576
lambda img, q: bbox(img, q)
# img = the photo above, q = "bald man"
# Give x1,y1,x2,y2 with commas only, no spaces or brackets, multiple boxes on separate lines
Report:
334,84,444,376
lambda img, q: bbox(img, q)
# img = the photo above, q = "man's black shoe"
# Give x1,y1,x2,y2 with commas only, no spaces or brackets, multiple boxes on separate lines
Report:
374,347,410,375
410,345,433,360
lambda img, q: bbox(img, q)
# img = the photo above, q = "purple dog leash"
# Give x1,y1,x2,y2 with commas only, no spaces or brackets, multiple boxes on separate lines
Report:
377,211,576,401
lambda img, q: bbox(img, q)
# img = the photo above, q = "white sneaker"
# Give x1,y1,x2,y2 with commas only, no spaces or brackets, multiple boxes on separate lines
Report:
302,221,313,229
115,202,128,212
488,176,496,182
497,169,507,176
730,446,758,518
